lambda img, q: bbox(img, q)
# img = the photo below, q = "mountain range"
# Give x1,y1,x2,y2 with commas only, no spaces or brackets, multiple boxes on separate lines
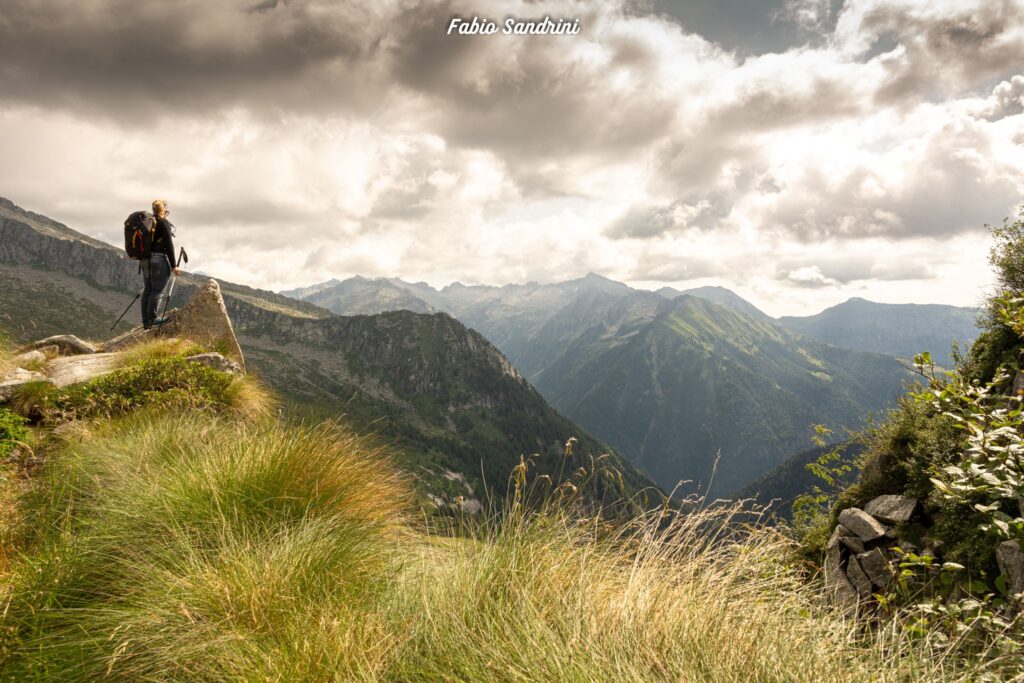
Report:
0,197,653,508
281,274,977,496
2,194,981,501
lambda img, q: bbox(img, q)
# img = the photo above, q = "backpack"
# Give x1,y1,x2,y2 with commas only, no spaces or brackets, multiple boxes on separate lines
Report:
124,211,156,260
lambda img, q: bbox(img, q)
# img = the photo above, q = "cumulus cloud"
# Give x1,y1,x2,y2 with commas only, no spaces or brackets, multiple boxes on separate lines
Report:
0,0,1020,314
786,265,840,288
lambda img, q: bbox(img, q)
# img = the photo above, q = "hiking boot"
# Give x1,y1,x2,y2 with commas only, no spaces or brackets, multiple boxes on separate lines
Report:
151,317,171,328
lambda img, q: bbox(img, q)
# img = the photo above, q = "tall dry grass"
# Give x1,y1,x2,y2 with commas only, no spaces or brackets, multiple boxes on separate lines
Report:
0,335,13,378
113,337,201,367
0,411,990,681
388,503,961,682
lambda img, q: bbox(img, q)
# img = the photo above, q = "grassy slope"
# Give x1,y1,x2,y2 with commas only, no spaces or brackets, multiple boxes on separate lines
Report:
0,346,988,681
0,425,954,682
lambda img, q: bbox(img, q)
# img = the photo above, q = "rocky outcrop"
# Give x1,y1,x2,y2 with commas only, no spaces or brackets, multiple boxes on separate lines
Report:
105,280,245,369
1,281,247,401
828,495,1024,616
826,496,919,613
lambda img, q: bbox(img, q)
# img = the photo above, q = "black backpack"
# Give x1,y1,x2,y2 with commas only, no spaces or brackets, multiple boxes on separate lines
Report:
124,211,156,260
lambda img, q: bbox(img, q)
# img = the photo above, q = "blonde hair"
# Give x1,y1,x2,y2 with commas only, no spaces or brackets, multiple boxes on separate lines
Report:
152,199,168,218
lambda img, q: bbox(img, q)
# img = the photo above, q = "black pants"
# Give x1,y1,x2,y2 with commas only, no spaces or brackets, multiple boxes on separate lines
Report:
140,254,171,327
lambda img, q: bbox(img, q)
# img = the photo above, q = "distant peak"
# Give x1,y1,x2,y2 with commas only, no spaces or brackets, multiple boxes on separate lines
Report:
582,271,613,282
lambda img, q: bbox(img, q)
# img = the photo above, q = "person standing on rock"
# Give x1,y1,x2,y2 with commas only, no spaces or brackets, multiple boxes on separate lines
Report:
140,199,181,329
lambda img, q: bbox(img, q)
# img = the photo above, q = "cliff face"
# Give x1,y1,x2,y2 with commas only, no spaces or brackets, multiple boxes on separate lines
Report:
0,196,655,503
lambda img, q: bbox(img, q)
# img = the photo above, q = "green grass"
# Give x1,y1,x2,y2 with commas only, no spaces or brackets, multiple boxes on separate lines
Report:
0,414,411,680
0,412,991,681
0,342,1002,681
8,355,272,424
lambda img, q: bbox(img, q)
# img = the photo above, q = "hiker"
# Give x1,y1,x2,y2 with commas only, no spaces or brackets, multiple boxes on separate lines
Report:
140,199,180,329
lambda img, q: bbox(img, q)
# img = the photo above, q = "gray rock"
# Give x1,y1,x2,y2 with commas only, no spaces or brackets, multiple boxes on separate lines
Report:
3,368,44,382
840,535,866,554
996,541,1024,600
185,352,241,375
826,525,846,549
12,349,46,366
857,549,893,589
45,353,122,388
825,545,860,616
0,369,52,402
18,334,96,356
838,507,888,542
864,495,917,524
846,554,874,598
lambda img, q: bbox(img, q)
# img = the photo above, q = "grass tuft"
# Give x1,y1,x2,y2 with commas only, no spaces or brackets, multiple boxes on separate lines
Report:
114,337,202,367
1,414,411,679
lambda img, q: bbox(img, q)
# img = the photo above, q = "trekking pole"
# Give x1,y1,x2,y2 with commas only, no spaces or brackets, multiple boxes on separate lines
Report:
110,290,142,331
158,248,188,321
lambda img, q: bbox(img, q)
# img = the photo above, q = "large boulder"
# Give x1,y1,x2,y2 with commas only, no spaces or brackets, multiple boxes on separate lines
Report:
864,495,917,525
104,280,245,370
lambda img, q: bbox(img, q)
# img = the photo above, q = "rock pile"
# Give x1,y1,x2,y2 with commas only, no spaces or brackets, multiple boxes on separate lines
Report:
828,495,1024,616
825,495,919,616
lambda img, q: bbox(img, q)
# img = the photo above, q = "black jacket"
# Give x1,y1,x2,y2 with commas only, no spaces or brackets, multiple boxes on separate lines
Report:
152,217,176,266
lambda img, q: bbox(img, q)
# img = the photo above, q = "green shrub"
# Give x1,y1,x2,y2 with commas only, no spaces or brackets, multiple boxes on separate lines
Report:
0,408,28,461
11,356,270,424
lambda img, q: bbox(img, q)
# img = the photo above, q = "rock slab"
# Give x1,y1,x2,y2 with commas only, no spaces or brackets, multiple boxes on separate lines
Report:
45,353,123,388
18,335,96,356
838,507,888,542
864,495,917,525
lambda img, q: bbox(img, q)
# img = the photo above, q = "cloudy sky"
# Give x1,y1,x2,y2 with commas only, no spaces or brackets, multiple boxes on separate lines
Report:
1,0,1022,315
